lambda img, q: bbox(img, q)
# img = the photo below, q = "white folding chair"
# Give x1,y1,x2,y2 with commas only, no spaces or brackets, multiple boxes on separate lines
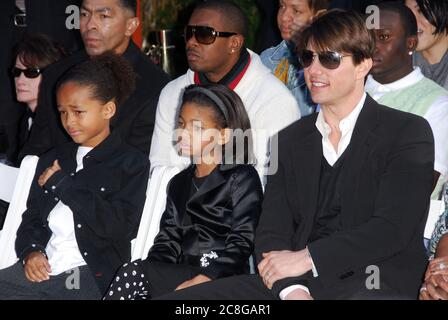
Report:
131,166,180,261
0,156,39,270
0,163,19,203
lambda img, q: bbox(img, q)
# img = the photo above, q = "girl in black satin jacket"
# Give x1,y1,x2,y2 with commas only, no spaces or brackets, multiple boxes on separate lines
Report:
104,84,264,300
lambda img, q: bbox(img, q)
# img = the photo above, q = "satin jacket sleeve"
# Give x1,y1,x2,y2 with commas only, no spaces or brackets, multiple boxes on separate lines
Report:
201,166,263,279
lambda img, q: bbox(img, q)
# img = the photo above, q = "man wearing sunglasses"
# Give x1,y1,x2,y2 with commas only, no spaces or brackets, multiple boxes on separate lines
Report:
149,0,300,182
17,0,169,161
155,10,434,300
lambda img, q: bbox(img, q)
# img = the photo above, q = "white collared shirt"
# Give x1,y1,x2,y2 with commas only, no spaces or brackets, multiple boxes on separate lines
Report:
366,67,425,99
45,146,92,275
316,93,367,166
366,67,448,192
279,93,367,300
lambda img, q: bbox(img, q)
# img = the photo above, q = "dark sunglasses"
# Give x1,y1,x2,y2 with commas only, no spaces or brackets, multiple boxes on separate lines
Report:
299,50,352,70
11,66,42,79
184,25,237,45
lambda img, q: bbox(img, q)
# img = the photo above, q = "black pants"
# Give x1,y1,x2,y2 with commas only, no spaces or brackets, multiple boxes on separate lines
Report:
104,260,205,300
0,263,101,300
154,274,412,300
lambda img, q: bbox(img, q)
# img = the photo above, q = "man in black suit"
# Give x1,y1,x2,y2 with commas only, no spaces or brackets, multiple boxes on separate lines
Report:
18,0,169,161
155,10,434,300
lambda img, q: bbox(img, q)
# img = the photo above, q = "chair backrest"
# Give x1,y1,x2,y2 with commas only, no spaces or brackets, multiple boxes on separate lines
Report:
131,165,180,261
0,163,19,203
0,156,39,270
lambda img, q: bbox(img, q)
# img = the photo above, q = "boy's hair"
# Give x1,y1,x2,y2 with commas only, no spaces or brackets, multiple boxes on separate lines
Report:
377,1,417,37
57,52,136,107
118,0,137,16
181,84,254,165
416,0,448,35
14,33,66,70
298,9,376,65
193,0,248,38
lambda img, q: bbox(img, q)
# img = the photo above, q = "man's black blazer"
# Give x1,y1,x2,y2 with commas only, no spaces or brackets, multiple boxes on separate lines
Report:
255,95,435,299
19,41,170,161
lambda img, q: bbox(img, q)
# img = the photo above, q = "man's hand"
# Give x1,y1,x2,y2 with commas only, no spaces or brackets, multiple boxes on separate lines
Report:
38,160,61,187
258,248,312,289
24,251,51,283
175,274,211,291
284,288,314,300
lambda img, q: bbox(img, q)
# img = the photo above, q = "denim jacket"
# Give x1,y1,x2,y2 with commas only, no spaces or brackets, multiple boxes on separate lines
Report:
260,40,316,117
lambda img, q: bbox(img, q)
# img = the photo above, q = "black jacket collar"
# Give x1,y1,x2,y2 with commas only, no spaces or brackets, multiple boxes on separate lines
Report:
122,40,140,67
56,130,123,171
179,163,240,193
170,163,246,214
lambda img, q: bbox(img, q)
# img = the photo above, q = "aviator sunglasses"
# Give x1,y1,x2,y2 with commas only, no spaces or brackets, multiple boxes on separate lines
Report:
11,66,43,79
299,50,352,70
184,25,237,45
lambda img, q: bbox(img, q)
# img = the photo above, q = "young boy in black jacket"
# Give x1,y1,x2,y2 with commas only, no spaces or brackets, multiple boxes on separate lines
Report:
0,53,150,299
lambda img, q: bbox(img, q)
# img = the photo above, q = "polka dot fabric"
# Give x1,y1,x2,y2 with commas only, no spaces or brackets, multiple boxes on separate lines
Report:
103,261,150,300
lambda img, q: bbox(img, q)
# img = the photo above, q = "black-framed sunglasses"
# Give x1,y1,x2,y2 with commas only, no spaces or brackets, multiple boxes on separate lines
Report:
184,25,237,45
299,50,352,70
11,66,43,79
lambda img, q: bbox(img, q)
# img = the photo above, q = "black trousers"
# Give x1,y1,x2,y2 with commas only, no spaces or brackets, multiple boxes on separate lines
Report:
155,274,413,300
0,262,102,300
104,260,206,300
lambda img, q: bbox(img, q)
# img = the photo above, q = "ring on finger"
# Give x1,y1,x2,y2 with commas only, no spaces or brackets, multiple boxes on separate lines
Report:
264,271,271,282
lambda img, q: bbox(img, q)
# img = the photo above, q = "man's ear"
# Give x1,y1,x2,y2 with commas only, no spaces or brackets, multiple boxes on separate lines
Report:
125,17,139,38
407,35,418,52
103,101,116,120
229,34,244,54
218,128,232,145
356,58,373,80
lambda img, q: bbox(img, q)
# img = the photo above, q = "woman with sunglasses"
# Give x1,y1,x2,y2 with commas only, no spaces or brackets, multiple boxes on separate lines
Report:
260,0,329,117
9,33,65,166
405,0,448,90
